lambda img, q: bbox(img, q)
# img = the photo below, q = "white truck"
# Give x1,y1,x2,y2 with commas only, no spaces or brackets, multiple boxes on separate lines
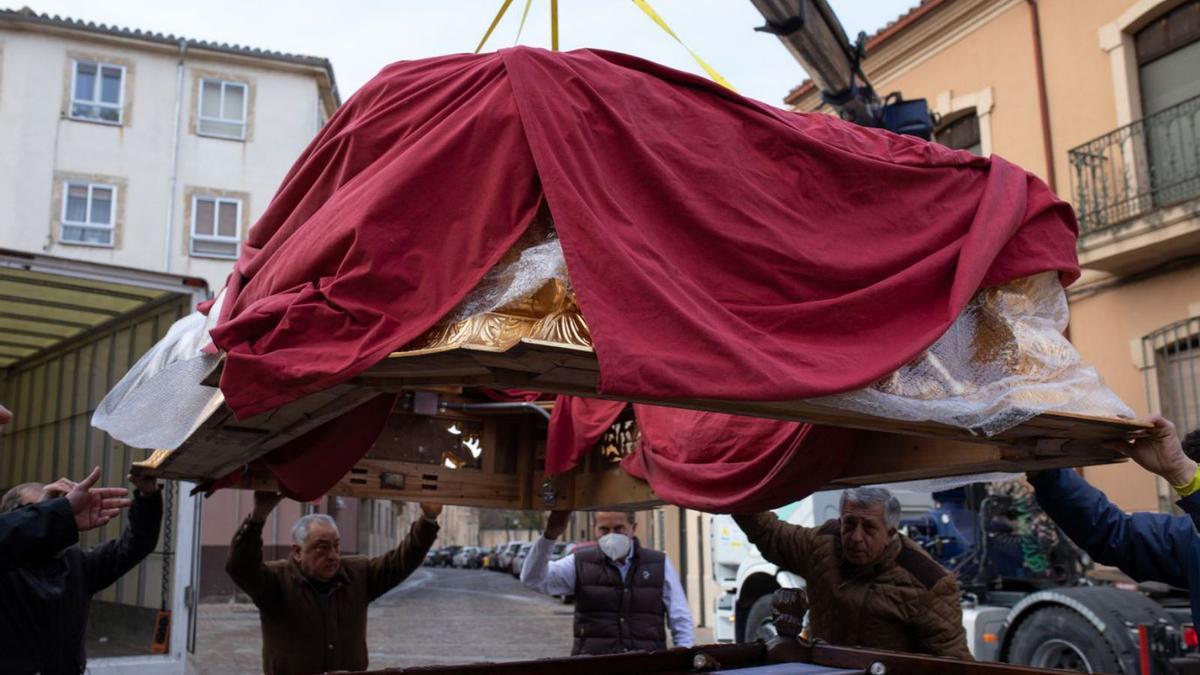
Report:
710,488,1200,673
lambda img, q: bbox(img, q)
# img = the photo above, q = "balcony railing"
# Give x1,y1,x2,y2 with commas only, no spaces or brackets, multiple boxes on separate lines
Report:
1069,93,1200,236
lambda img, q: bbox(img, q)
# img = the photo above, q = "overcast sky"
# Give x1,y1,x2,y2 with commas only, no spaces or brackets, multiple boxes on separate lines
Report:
24,0,918,107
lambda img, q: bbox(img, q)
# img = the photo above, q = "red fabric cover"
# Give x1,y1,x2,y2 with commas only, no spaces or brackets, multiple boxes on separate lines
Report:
259,394,397,500
543,396,855,512
206,47,1079,506
626,406,858,513
545,396,627,475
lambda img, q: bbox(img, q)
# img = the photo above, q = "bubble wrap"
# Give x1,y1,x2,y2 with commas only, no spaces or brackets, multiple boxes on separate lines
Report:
813,271,1133,435
447,221,1131,439
92,292,225,451
446,208,569,322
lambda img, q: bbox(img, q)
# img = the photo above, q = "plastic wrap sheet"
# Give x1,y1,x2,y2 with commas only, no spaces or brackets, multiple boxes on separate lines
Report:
445,207,568,322
92,292,225,451
814,271,1133,435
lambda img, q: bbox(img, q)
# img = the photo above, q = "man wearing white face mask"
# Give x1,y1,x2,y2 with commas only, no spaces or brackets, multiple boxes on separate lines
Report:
521,510,694,654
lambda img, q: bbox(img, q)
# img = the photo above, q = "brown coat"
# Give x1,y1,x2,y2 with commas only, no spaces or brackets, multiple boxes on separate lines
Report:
226,516,438,675
734,512,971,660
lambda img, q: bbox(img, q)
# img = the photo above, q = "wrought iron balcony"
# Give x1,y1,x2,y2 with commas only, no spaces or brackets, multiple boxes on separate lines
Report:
1069,94,1200,236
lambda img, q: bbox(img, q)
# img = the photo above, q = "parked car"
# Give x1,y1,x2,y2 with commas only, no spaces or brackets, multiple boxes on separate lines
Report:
466,547,489,569
481,544,504,570
551,542,577,561
495,541,527,572
555,541,594,604
452,546,480,568
510,542,534,577
424,549,437,566
430,545,461,567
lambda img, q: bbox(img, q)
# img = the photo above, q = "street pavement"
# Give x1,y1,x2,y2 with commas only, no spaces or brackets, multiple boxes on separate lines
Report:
190,565,648,672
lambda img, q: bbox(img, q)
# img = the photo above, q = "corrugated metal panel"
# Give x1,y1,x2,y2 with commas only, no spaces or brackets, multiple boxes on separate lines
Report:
0,251,205,653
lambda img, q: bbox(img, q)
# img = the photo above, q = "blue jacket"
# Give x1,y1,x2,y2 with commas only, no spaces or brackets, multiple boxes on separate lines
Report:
1029,468,1200,628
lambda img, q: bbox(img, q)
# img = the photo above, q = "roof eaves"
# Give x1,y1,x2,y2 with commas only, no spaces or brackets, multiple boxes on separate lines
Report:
2,6,340,105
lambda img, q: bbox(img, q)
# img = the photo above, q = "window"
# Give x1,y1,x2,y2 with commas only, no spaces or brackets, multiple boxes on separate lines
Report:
198,79,247,139
1136,0,1200,116
1143,317,1200,433
70,60,124,124
934,110,981,155
60,181,116,246
1135,1,1200,207
190,195,240,258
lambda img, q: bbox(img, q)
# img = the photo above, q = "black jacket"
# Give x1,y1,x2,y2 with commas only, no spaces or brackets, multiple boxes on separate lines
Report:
0,492,163,675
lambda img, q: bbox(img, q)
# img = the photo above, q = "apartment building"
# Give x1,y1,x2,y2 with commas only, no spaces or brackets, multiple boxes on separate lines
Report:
0,8,411,670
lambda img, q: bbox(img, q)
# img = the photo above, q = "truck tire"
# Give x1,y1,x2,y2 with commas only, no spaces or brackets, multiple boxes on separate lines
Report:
1005,607,1120,673
743,594,775,643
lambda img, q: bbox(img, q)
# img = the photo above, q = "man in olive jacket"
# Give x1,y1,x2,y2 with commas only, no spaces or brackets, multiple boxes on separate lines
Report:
226,491,441,675
734,486,971,659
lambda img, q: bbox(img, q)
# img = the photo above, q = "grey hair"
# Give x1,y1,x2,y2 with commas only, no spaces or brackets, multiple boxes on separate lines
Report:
840,487,901,529
1,482,43,513
291,514,339,545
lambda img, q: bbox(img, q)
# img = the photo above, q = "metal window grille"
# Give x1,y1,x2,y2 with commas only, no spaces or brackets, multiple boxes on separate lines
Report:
1143,316,1200,434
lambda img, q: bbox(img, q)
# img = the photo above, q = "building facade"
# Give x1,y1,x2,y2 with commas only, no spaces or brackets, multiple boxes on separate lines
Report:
786,0,1200,514
0,7,337,291
0,8,413,668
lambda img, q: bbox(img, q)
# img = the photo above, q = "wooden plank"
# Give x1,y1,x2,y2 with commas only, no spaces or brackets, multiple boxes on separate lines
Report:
829,432,1125,487
366,342,1146,454
139,385,386,481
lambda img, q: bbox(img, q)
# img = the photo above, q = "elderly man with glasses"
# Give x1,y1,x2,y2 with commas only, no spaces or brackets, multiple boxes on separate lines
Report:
226,491,442,675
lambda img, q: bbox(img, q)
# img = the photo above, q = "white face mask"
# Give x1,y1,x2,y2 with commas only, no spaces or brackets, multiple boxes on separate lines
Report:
598,533,632,561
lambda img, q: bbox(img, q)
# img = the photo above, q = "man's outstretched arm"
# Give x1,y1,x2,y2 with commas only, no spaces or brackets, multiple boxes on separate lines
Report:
367,503,440,601
83,476,163,594
521,510,575,596
1030,468,1192,589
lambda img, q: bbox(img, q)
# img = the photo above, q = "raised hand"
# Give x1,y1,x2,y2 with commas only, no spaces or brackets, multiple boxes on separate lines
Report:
42,477,78,499
543,510,571,540
1108,414,1198,486
251,491,284,523
66,467,131,532
128,473,160,497
419,502,443,520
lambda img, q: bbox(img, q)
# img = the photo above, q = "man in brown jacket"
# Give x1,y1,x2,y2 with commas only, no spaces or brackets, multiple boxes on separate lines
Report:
227,491,441,675
734,486,971,659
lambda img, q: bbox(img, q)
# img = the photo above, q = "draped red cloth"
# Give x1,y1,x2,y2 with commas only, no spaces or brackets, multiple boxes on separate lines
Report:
543,396,857,512
205,47,1079,504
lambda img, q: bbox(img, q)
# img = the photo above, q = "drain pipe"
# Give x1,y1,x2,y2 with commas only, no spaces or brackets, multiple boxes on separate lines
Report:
164,39,187,272
438,401,552,421
1026,0,1057,193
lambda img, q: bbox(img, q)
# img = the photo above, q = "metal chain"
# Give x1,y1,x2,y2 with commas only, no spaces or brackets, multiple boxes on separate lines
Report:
161,480,174,610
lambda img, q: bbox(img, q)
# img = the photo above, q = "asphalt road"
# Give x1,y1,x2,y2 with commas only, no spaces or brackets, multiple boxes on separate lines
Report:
190,566,577,673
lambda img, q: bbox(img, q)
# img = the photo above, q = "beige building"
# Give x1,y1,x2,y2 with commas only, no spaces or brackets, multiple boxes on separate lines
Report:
786,0,1200,514
649,0,1200,638
0,7,337,291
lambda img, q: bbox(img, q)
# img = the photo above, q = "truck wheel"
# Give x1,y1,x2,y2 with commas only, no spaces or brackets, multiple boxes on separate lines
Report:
743,594,775,643
1006,607,1120,673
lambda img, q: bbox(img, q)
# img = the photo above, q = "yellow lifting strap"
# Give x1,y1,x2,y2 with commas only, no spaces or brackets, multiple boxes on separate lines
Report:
513,0,534,45
551,0,560,51
475,0,515,54
476,0,734,90
630,0,737,92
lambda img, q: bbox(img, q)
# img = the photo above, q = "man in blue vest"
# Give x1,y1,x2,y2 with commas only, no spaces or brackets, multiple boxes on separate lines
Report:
521,510,694,654
1030,414,1200,628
